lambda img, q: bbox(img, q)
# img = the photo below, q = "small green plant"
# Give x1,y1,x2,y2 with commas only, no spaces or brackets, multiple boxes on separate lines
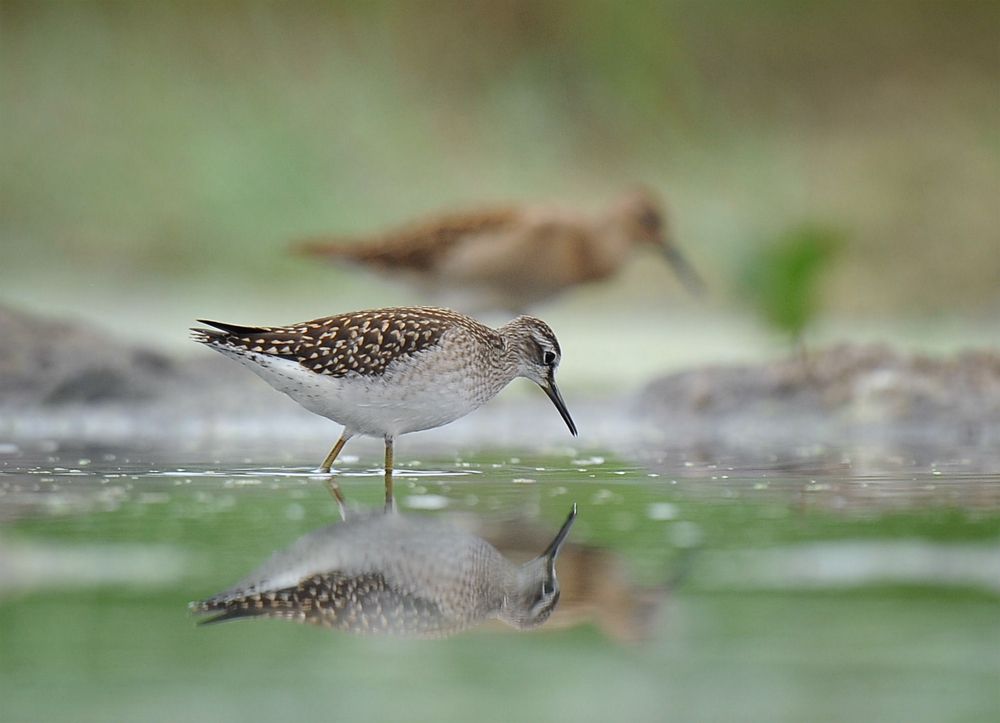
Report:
740,224,842,343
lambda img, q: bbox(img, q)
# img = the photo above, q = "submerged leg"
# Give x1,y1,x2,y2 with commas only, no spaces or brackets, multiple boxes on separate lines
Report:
319,429,353,520
326,479,348,521
384,436,394,513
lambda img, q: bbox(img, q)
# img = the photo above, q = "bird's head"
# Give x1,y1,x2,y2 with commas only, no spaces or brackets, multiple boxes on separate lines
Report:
501,316,577,437
501,505,577,630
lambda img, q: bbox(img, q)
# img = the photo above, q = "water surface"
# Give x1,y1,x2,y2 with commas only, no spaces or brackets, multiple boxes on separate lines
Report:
1,443,997,723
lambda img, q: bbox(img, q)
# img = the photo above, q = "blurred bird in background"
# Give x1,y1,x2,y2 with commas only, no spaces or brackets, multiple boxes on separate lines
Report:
292,189,705,314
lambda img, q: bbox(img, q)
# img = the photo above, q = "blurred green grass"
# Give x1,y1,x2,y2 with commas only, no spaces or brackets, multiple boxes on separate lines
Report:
741,224,843,342
2,1,997,316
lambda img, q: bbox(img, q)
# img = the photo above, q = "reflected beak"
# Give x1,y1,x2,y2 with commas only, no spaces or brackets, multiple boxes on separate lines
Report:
541,377,577,436
661,242,706,297
543,504,578,563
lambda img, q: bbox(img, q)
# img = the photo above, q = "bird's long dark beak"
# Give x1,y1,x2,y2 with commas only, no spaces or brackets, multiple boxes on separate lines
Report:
541,377,577,436
661,242,706,297
543,504,577,564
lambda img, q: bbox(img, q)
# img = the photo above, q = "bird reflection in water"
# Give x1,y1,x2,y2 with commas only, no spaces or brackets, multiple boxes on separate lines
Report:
191,504,576,638
468,515,676,643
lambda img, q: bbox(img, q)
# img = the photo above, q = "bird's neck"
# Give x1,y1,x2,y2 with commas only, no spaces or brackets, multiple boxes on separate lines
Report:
496,558,546,628
585,215,640,277
494,322,535,381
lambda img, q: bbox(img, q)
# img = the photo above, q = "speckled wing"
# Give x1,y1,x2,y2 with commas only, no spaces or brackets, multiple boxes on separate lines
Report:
189,512,507,638
192,571,458,637
292,208,518,272
192,307,488,377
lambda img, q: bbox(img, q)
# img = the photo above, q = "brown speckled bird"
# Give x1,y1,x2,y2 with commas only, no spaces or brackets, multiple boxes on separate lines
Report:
191,505,577,637
292,190,704,313
191,307,576,509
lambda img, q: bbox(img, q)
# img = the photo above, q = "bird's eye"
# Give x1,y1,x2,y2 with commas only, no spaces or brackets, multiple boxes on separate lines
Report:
542,580,555,596
639,208,660,232
543,351,556,365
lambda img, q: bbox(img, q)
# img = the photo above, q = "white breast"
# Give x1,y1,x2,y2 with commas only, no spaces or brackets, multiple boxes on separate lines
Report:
218,338,511,438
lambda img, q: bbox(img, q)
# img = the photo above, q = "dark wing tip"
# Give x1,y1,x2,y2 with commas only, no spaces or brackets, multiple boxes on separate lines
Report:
194,319,264,335
191,319,271,345
189,598,258,626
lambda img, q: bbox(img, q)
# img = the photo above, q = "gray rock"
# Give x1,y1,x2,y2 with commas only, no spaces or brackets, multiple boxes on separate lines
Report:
631,343,1000,475
0,303,264,409
636,343,1000,423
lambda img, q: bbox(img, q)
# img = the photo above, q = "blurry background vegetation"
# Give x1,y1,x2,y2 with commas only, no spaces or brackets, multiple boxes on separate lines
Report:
2,1,998,373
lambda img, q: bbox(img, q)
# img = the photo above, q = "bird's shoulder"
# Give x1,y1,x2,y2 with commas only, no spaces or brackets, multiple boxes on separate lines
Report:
300,208,521,271
278,307,496,376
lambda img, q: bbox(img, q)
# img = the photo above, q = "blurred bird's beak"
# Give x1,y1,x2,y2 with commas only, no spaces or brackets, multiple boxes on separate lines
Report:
543,504,578,564
661,242,706,297
541,378,577,436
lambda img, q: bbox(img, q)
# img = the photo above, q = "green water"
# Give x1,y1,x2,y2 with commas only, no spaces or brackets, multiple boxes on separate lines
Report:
1,448,998,723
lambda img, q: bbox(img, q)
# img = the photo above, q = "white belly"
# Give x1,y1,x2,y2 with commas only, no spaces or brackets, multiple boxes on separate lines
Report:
220,347,501,438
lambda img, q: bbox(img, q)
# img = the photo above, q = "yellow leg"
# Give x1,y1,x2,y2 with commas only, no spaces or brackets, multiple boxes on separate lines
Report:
319,430,352,473
384,437,394,513
319,430,352,519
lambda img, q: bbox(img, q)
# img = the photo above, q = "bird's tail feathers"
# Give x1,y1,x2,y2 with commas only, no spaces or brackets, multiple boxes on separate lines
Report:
189,597,290,626
190,319,266,345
